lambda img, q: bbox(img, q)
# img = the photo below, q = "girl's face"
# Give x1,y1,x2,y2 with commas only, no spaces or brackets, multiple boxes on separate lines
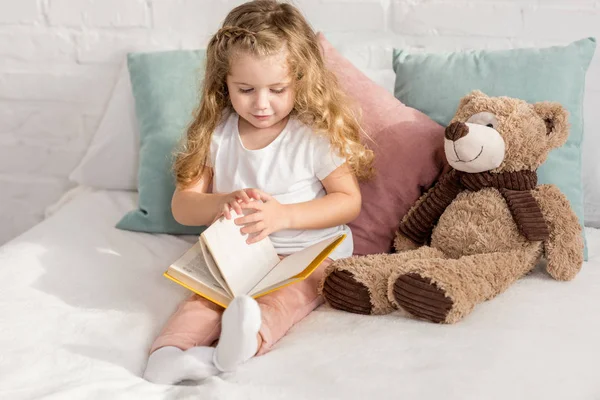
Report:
226,48,295,129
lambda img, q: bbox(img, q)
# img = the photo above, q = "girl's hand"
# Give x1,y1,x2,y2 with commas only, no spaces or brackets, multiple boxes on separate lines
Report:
216,189,262,221
235,190,289,244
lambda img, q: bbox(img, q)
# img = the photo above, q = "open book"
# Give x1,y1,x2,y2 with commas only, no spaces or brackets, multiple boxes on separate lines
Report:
164,213,346,308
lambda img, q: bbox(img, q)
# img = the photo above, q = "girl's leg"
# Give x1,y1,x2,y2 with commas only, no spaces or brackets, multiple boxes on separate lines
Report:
213,295,263,372
150,294,224,353
256,257,333,355
143,294,224,384
213,257,333,371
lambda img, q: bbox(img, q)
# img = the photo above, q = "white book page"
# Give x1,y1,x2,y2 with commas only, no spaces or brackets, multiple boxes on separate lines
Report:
167,268,232,306
170,242,229,296
201,212,280,297
199,237,233,297
250,235,341,295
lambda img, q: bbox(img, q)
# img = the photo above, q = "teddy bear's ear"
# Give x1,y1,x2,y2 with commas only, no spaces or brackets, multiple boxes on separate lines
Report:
456,90,488,111
533,102,569,149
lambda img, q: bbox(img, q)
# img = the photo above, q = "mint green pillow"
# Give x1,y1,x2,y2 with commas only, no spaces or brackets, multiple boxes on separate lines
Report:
392,37,596,260
116,49,207,235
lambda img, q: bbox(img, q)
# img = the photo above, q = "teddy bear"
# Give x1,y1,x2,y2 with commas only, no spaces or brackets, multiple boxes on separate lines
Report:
319,90,584,324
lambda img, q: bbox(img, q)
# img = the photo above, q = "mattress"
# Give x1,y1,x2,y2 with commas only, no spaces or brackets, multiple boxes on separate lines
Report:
1,189,599,400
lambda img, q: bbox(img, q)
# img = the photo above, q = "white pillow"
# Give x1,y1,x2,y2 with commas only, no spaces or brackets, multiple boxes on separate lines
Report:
69,62,139,191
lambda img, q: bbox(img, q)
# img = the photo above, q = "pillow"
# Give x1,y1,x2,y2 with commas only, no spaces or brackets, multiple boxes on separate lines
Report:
317,32,448,256
115,49,207,235
392,37,596,260
69,62,139,190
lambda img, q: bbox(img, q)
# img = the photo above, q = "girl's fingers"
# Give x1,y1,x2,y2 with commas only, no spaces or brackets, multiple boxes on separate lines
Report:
238,190,251,203
223,204,231,219
240,222,264,235
239,201,263,211
229,200,243,216
248,188,260,200
248,229,269,244
253,189,272,201
247,188,262,200
234,212,262,226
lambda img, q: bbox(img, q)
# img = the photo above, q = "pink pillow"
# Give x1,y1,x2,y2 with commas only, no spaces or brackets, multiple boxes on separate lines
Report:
317,32,448,256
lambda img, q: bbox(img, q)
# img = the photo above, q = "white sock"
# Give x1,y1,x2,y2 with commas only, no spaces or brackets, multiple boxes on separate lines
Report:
214,295,262,372
143,346,219,385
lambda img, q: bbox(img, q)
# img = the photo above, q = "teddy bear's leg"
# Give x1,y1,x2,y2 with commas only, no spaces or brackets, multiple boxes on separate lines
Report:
389,246,542,324
319,246,446,315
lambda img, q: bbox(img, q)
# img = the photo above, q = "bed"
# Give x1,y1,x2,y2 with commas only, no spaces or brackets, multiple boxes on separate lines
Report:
1,188,599,399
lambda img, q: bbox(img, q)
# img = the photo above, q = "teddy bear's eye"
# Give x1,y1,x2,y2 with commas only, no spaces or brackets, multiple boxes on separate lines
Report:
467,112,498,130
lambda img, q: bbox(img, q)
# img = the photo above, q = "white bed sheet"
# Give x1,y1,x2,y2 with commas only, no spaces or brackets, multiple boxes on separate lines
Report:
1,190,599,400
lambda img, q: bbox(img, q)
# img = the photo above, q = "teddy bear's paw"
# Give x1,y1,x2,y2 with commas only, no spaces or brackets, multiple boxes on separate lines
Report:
322,270,373,315
392,273,453,323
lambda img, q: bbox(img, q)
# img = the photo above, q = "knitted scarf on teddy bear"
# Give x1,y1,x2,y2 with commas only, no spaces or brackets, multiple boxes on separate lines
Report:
399,169,550,246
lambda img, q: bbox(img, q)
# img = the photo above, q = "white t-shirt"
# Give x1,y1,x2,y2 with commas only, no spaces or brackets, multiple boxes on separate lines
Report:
208,111,353,260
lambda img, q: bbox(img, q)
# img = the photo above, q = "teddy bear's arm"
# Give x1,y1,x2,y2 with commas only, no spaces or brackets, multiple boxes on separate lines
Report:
532,184,584,281
396,170,462,251
393,189,430,251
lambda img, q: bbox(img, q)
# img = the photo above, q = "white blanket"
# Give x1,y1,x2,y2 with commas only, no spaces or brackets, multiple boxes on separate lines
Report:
1,190,599,400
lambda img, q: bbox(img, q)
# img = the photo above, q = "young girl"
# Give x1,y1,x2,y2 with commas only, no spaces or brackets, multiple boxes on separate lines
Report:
143,0,373,385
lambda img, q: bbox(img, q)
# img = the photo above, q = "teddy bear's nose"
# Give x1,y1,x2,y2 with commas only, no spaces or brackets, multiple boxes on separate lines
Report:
445,122,469,141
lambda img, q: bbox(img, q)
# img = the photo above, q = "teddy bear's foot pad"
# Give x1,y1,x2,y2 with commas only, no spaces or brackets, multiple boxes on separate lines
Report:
393,273,453,323
322,270,373,314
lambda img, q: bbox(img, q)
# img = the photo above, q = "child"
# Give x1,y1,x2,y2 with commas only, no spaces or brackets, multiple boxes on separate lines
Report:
143,0,373,385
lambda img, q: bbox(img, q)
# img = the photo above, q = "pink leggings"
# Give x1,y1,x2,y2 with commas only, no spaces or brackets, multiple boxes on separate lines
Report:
150,257,332,356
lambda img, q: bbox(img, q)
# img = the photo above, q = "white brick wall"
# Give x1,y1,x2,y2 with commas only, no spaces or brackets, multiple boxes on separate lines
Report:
47,0,149,28
1,0,599,245
0,0,40,24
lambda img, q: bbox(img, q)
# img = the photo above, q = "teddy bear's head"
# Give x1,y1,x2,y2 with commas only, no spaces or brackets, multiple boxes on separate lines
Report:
444,90,569,174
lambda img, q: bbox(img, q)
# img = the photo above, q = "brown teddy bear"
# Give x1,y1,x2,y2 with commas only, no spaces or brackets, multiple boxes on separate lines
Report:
319,90,584,324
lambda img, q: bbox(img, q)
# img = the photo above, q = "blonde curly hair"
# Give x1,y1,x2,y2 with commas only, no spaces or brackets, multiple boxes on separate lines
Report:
174,0,374,189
